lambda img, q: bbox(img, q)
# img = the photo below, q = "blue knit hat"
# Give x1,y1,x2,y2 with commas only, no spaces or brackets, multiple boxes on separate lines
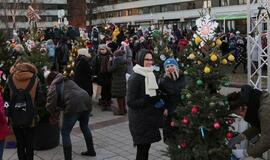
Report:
164,58,179,69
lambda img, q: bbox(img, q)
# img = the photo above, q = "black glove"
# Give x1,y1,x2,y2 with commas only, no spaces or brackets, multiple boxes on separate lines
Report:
228,134,246,148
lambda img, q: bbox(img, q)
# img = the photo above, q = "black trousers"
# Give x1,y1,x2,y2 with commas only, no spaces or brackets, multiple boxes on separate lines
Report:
101,82,111,101
13,127,35,160
136,144,151,160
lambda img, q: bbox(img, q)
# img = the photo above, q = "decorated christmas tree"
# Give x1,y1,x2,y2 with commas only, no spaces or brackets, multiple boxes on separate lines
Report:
63,38,88,78
167,14,236,160
151,20,174,76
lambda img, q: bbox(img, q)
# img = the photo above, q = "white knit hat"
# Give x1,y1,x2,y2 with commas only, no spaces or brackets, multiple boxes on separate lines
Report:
77,48,91,58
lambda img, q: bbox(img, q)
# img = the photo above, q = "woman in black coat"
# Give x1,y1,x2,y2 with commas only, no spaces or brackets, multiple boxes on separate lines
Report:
127,49,163,160
108,50,127,115
74,48,93,96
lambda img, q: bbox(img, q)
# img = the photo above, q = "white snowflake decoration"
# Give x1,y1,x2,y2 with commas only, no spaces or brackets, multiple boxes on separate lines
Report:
195,14,218,41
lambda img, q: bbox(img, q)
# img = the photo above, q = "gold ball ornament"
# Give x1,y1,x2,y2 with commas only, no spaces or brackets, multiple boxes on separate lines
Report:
197,60,202,65
228,54,235,61
195,37,202,45
216,38,222,46
71,62,75,67
210,54,218,62
204,66,211,74
188,53,196,60
221,59,228,65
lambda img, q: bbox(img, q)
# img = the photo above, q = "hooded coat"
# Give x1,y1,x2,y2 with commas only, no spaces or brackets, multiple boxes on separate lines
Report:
74,55,93,96
127,50,162,145
46,74,92,118
108,54,127,98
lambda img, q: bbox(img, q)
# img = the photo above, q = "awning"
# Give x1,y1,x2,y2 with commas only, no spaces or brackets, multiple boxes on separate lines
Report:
215,13,247,20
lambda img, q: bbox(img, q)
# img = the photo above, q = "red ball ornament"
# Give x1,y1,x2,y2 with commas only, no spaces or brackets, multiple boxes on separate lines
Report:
213,122,221,129
181,116,189,125
180,142,188,149
226,132,234,139
226,119,234,125
191,106,199,114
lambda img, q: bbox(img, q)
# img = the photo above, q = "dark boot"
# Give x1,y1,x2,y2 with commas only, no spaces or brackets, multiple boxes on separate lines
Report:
81,138,96,157
113,98,125,115
63,145,72,160
122,98,127,114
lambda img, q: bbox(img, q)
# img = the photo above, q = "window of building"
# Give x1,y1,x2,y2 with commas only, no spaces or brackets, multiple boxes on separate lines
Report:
239,0,247,4
203,0,211,8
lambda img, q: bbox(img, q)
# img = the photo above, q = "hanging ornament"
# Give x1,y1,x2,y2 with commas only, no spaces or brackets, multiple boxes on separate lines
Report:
223,80,230,87
160,54,166,61
210,54,218,62
191,106,199,114
63,71,68,76
213,122,221,129
228,54,235,61
199,126,205,139
184,71,189,75
186,93,192,99
226,119,234,125
181,116,189,125
226,132,234,139
188,53,196,60
181,95,186,100
195,37,202,45
197,60,202,65
180,141,188,149
170,121,176,127
216,38,222,47
204,66,211,74
221,58,228,65
209,102,216,107
196,79,203,86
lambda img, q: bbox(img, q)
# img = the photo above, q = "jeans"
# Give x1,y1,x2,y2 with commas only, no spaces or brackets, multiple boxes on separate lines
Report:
61,111,92,146
12,127,35,160
0,140,4,160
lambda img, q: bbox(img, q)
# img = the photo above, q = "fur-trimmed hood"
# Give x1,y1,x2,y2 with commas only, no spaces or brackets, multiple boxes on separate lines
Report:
10,62,38,82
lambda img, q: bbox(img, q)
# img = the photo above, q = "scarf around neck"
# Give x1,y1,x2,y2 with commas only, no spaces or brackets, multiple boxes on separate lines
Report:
133,64,158,97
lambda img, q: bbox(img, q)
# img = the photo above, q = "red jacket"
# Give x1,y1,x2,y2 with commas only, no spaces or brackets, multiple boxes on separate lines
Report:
0,91,10,140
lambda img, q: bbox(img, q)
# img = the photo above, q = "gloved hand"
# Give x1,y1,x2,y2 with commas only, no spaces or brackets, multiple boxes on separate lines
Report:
228,134,246,148
154,99,165,109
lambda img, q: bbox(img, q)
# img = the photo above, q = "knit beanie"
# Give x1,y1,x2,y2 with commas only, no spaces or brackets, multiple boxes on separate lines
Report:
164,58,179,69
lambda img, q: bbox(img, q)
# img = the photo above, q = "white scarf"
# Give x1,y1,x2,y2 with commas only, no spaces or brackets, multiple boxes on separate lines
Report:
133,64,158,97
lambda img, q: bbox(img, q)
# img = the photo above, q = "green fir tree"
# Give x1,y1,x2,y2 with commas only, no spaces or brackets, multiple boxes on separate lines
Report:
167,15,236,160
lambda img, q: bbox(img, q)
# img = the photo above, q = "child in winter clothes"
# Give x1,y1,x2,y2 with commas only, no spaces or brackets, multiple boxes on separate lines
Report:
0,87,10,160
159,58,186,143
108,50,127,115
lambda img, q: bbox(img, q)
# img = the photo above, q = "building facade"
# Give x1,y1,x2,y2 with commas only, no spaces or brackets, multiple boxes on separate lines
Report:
0,0,67,30
92,0,258,33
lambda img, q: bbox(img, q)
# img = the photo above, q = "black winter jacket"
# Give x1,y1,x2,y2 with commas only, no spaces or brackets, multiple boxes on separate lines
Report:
127,73,162,145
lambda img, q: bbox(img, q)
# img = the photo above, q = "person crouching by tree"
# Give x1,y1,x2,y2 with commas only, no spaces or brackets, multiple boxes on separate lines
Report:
127,49,164,160
46,72,96,160
108,49,127,115
227,85,270,159
92,44,113,111
159,58,186,143
4,59,40,160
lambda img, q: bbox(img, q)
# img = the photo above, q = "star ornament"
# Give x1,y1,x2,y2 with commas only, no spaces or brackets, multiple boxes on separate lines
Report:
195,14,218,41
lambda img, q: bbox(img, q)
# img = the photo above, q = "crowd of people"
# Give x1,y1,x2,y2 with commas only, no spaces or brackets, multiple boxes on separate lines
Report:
0,23,269,160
